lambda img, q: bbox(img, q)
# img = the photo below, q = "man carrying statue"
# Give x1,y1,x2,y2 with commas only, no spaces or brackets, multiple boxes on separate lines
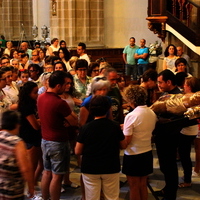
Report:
152,69,199,200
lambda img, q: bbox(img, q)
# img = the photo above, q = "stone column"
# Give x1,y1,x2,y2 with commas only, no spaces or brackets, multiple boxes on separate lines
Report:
50,0,104,48
32,0,50,41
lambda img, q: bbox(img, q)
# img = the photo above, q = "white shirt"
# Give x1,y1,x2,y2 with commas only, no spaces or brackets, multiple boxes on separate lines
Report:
123,105,157,155
80,54,90,65
181,125,198,136
3,82,19,104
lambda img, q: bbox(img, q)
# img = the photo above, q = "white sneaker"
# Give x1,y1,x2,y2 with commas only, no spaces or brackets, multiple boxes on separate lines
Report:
192,170,199,177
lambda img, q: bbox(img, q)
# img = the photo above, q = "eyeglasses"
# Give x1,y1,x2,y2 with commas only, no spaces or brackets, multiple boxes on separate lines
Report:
29,70,36,73
6,75,12,78
95,77,107,82
92,70,99,72
32,55,38,56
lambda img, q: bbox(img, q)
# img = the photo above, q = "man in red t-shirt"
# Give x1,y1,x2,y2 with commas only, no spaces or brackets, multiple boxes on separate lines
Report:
38,71,78,200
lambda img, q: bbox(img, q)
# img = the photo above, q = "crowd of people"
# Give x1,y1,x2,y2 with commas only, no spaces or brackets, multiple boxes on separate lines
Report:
0,36,199,200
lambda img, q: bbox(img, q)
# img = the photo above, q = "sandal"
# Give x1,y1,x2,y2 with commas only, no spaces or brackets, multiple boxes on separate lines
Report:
178,182,191,188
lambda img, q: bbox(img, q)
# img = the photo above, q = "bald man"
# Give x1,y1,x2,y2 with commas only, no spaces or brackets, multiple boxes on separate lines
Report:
20,42,32,59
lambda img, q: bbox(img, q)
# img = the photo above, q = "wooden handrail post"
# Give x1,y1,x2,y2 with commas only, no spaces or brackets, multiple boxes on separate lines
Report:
186,2,193,27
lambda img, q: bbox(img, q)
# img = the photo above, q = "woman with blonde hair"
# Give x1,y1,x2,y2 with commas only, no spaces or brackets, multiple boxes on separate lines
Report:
122,85,157,200
25,49,44,69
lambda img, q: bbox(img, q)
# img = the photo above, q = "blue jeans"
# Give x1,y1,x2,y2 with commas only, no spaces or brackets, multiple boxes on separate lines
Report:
125,64,137,80
41,139,70,174
138,64,148,77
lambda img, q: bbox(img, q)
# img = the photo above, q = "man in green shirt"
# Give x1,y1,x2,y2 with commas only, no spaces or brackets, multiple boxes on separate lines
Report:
122,37,139,80
0,35,6,49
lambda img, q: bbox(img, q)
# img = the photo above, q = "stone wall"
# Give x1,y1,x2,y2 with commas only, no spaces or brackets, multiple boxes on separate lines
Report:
50,0,104,48
0,0,33,41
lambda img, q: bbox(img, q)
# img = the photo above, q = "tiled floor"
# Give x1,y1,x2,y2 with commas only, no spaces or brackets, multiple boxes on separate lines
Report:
27,144,200,200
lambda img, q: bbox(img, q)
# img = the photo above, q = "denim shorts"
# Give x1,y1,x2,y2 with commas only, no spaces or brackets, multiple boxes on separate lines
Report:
41,139,70,174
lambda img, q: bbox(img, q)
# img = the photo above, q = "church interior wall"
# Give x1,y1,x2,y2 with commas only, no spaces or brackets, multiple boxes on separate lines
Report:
104,0,159,48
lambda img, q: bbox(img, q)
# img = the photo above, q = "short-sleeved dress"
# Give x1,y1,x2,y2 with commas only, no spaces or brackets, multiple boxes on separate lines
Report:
18,101,41,149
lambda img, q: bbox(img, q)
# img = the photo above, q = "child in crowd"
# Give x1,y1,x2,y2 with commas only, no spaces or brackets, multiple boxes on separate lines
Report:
38,73,51,95
17,69,30,90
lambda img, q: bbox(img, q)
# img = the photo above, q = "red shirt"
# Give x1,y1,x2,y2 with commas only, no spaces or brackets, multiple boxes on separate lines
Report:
37,92,71,142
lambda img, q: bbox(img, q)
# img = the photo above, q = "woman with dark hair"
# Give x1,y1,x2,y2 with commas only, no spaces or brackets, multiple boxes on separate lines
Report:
178,77,200,188
73,59,92,100
60,40,67,49
39,48,46,62
10,49,19,59
59,72,82,191
174,57,192,77
58,47,71,70
0,110,35,199
87,62,99,78
53,61,67,72
18,81,43,187
28,63,43,84
163,44,178,72
122,85,157,200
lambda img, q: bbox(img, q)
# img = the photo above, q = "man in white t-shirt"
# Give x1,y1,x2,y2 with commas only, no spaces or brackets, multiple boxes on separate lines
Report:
77,42,90,65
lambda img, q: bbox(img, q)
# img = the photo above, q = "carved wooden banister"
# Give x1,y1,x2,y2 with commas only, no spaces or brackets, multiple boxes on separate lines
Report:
186,2,193,27
147,0,200,45
178,0,186,21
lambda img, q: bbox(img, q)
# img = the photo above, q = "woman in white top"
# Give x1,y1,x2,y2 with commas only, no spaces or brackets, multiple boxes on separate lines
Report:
163,44,178,72
48,38,60,56
178,77,200,188
122,85,157,200
59,72,81,190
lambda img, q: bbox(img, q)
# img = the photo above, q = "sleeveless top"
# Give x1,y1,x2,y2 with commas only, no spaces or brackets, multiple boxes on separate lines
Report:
0,130,24,199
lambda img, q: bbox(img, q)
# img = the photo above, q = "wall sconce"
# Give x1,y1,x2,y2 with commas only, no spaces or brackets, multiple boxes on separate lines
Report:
41,25,49,41
52,0,57,16
32,25,38,38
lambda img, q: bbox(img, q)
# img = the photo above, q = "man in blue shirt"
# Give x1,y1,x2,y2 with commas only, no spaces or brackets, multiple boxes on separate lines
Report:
135,39,149,77
122,37,139,80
